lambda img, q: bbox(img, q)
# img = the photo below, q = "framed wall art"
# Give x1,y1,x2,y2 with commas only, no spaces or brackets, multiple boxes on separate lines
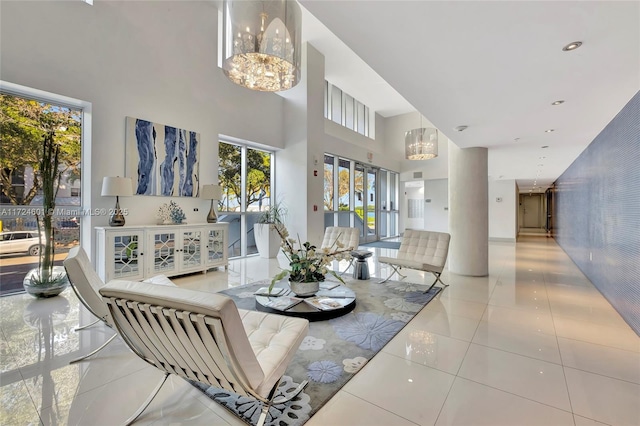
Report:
125,116,200,197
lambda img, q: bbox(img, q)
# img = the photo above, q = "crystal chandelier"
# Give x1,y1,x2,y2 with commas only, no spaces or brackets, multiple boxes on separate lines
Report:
405,114,438,160
222,0,301,92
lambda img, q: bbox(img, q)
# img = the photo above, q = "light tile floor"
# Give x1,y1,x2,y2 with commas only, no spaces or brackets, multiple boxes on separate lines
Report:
1,236,639,425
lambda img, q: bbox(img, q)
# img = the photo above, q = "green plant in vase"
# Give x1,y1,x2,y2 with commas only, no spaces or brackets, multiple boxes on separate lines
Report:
24,132,69,297
269,224,351,296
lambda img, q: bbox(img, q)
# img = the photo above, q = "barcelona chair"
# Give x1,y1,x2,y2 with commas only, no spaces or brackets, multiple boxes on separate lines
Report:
99,280,309,426
378,229,451,293
64,247,176,364
63,246,120,364
321,226,360,275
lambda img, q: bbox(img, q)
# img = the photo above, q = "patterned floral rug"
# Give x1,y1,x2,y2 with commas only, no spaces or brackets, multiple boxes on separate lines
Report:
191,277,442,425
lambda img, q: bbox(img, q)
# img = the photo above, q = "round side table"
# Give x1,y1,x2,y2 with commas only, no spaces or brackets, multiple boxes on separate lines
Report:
350,250,373,280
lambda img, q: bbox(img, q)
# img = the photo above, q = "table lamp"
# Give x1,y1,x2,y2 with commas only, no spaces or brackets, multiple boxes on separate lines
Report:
201,184,222,223
101,176,133,226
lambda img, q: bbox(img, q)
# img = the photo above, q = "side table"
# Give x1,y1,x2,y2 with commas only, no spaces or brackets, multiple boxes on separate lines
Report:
350,250,373,280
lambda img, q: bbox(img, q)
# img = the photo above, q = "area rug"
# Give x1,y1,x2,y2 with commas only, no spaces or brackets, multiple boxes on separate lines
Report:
359,240,401,249
191,277,441,426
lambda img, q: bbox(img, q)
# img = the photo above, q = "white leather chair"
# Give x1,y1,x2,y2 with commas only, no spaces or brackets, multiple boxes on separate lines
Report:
99,280,309,426
64,247,176,363
63,246,119,363
378,229,451,292
321,226,359,274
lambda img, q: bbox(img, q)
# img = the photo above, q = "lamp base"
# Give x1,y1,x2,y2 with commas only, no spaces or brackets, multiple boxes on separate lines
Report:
207,200,217,223
109,197,126,227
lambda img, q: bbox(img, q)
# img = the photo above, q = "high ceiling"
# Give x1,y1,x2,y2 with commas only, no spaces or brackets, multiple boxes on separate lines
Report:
299,0,640,193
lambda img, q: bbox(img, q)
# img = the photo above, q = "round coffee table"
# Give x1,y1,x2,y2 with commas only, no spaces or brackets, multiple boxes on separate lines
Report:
255,282,356,321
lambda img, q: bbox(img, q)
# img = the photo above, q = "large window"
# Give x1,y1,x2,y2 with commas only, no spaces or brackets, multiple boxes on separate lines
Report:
0,90,84,296
324,81,372,138
218,140,274,257
324,154,398,242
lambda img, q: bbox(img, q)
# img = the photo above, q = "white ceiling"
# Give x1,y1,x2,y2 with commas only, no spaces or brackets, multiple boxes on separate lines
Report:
298,0,640,193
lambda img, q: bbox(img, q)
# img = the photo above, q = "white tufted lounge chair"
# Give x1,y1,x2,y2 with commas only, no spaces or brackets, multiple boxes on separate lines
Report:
63,247,120,363
378,229,451,292
99,280,309,426
321,226,360,274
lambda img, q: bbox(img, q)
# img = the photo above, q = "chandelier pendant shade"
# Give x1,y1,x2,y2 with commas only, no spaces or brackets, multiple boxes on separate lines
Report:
405,113,438,160
222,0,301,92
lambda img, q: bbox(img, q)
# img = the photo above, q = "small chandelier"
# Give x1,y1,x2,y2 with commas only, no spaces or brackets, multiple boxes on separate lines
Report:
405,114,438,160
222,0,301,92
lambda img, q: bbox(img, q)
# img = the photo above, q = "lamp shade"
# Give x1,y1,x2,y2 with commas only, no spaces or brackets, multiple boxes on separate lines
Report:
405,128,439,160
201,184,222,200
222,0,301,92
101,177,133,197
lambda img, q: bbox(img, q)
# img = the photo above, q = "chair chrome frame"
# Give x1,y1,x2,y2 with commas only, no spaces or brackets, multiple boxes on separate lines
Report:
100,280,309,426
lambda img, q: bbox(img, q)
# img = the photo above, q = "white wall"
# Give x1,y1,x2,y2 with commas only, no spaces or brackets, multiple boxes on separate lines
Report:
489,179,517,241
1,1,285,256
423,179,449,232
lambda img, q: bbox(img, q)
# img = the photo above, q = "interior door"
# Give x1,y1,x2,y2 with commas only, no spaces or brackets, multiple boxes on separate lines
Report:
523,194,541,228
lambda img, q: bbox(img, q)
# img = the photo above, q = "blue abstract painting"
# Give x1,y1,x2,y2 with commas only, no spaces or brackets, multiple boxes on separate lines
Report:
125,117,200,197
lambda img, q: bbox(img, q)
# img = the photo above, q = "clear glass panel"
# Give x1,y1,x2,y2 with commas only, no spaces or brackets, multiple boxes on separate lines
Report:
380,170,389,212
337,212,351,227
367,170,376,236
218,142,242,212
246,214,259,256
379,213,389,238
364,106,370,137
220,213,241,257
356,101,365,135
344,93,355,130
324,154,334,210
246,147,271,213
0,93,83,294
331,85,342,125
338,158,350,211
355,166,364,237
390,172,398,211
324,212,335,228
324,80,329,119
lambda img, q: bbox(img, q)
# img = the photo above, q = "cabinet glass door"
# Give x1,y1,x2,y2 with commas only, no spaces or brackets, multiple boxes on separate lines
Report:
151,231,176,273
206,229,224,263
113,234,141,278
180,230,202,268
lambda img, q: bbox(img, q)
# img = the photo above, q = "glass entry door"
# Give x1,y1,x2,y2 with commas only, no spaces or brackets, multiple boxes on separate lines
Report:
355,164,378,243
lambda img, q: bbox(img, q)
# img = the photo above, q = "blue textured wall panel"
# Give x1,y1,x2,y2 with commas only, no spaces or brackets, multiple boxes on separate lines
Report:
554,91,640,335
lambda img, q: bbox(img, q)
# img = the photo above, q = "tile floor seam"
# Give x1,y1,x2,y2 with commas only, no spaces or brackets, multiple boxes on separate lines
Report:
456,375,576,416
557,335,640,355
339,389,421,426
544,275,577,420
563,364,640,387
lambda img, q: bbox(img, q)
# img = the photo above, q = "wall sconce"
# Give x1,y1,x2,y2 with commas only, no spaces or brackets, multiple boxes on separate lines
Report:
101,176,133,226
201,184,223,223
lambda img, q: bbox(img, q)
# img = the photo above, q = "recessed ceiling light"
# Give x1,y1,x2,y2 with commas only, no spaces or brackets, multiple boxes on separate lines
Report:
514,137,521,142
454,125,468,132
541,145,549,148
562,41,583,51
551,100,565,105
538,164,544,166
539,156,546,159
545,129,554,133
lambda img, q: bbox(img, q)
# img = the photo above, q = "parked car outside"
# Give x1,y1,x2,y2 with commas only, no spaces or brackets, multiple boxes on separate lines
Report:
0,231,43,256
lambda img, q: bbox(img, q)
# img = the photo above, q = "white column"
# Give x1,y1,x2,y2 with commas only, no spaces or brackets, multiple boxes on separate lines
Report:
448,144,488,276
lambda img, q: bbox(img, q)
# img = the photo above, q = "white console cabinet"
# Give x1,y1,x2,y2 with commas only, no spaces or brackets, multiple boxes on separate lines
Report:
95,223,228,282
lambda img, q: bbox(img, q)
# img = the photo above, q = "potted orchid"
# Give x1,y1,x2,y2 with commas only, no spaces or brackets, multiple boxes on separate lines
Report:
269,224,352,296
